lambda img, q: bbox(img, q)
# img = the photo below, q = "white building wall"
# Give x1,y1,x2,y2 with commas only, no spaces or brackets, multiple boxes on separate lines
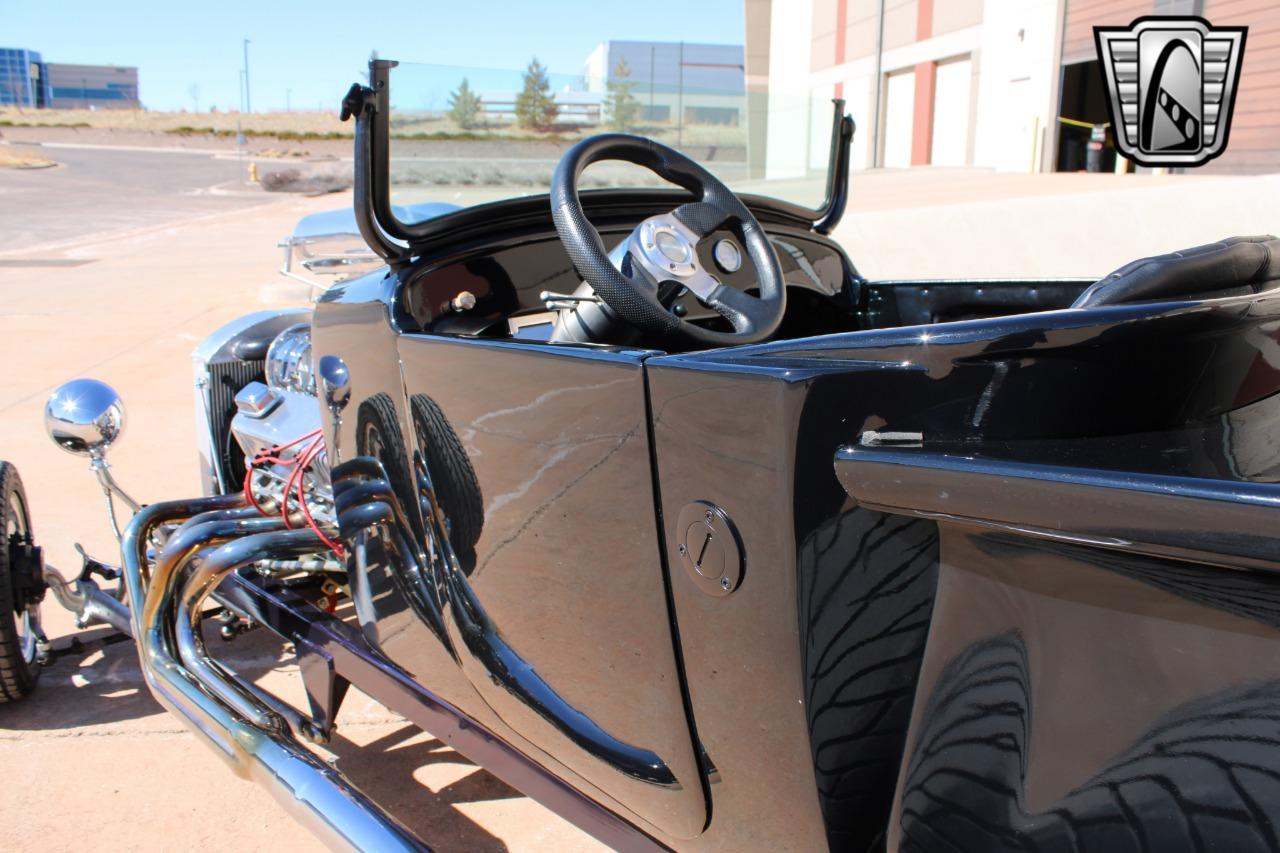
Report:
810,25,984,170
972,0,1059,171
840,75,873,171
584,43,608,92
760,0,1063,173
764,0,814,179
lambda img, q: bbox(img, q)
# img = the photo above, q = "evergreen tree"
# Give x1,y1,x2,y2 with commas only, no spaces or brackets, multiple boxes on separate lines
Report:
604,58,641,131
515,57,558,131
448,78,482,130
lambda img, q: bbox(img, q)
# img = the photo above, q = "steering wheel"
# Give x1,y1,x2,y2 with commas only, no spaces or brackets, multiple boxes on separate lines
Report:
550,134,786,346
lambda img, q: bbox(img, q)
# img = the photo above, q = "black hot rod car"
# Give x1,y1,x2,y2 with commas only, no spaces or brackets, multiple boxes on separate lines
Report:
5,59,1280,851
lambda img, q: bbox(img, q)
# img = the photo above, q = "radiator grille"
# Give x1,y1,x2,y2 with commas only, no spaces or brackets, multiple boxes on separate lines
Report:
208,360,263,490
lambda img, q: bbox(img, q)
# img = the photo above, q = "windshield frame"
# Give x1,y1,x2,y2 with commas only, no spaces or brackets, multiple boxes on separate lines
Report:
347,59,852,262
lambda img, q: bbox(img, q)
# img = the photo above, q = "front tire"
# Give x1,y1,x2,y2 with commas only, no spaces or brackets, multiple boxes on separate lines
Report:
410,394,483,558
0,462,42,702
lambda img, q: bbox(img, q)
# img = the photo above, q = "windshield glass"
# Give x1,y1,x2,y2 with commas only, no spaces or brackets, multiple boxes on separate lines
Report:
386,55,836,225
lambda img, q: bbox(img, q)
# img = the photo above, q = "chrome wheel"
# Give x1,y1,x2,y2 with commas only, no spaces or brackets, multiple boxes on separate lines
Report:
17,606,38,665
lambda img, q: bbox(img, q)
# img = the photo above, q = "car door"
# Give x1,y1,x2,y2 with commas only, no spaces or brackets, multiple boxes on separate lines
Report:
394,333,707,840
811,293,1280,850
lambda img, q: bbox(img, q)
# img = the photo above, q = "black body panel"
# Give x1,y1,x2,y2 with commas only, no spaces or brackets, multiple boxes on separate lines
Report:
643,285,1280,848
395,335,708,838
308,175,1280,850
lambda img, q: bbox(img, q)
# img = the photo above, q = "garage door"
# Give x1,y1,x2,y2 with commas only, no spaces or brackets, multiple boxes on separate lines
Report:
930,56,972,166
883,69,916,168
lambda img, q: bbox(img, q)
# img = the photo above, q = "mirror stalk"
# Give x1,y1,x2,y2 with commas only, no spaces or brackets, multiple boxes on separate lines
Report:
90,451,141,540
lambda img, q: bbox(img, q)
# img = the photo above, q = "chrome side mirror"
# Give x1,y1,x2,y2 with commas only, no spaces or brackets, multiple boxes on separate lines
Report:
44,378,140,541
318,355,350,416
318,355,350,465
45,379,126,457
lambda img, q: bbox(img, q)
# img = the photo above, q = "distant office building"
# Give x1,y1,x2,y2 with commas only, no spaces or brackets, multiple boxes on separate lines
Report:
0,47,49,108
584,40,746,126
46,63,139,109
465,41,745,128
0,48,137,110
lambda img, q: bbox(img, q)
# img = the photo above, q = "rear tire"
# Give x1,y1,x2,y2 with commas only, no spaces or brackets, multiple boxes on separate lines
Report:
410,394,483,558
797,508,939,851
899,630,1280,852
0,462,41,703
355,393,420,529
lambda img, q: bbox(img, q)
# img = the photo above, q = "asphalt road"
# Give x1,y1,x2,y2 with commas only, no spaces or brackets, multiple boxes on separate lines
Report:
0,144,274,253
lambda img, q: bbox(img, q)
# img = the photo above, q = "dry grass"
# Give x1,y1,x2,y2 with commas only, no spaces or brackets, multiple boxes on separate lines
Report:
0,107,747,147
0,106,348,137
0,145,54,169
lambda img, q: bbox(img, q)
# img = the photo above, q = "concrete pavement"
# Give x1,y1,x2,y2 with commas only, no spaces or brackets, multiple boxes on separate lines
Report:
830,167,1280,279
0,193,605,853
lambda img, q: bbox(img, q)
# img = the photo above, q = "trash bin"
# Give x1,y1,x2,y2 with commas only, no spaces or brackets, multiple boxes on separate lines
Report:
1086,124,1107,172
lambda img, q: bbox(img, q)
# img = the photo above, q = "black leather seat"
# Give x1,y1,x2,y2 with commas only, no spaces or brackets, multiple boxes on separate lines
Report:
1073,235,1280,308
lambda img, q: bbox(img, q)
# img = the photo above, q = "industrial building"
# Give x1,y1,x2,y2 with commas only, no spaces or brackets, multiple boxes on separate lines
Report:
45,62,139,109
748,0,1278,176
466,40,746,128
0,47,138,110
0,48,47,108
584,40,746,126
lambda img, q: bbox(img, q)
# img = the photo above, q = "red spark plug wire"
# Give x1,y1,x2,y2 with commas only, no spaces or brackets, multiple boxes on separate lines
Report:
242,428,343,556
288,434,345,557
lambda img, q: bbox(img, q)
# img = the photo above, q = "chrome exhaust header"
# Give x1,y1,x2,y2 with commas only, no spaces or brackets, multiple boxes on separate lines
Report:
121,494,423,852
41,566,133,636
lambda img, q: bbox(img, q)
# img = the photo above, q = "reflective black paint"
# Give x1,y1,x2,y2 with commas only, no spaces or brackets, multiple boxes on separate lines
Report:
891,531,1280,852
215,571,664,852
310,193,1280,850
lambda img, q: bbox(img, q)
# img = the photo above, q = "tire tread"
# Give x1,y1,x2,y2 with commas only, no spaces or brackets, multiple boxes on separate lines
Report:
0,461,39,703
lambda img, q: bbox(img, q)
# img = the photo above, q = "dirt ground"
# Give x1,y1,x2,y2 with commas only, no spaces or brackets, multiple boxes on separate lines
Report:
0,191,607,852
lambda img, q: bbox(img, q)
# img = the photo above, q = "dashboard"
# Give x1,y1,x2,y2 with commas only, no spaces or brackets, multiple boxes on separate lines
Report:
400,225,855,343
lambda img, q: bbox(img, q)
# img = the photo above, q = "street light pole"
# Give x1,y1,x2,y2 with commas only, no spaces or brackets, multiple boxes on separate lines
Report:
243,38,251,113
649,45,655,120
677,42,684,149
870,0,886,168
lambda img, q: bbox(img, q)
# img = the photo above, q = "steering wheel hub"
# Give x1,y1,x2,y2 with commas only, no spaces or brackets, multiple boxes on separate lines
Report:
654,228,690,264
630,215,715,297
640,218,698,276
550,134,787,346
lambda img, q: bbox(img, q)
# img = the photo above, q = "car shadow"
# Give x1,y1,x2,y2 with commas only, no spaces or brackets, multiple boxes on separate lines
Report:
0,620,519,852
328,722,522,852
0,624,159,730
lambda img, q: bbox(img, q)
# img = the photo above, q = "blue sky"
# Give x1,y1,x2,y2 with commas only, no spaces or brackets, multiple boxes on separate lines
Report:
3,0,746,112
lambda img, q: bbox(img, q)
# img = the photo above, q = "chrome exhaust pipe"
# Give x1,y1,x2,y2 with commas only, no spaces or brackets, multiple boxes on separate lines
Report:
42,566,133,636
174,526,324,736
121,495,423,852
